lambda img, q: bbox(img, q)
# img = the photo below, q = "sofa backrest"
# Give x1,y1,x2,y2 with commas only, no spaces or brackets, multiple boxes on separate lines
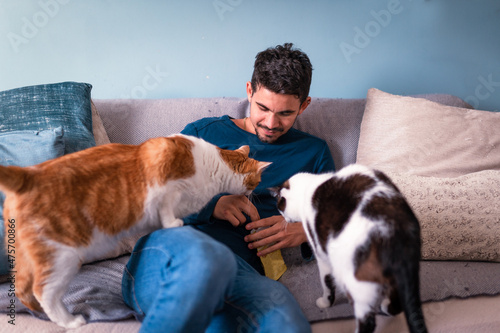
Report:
94,94,470,170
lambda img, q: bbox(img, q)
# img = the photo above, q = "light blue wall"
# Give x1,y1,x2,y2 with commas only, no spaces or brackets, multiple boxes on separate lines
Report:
1,0,499,111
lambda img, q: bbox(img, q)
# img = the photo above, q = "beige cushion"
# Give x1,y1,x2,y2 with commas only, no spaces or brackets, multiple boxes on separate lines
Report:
91,100,111,146
357,88,500,261
357,88,500,177
388,171,500,262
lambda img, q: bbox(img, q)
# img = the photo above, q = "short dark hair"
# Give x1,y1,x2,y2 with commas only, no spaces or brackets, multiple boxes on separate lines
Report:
251,43,313,105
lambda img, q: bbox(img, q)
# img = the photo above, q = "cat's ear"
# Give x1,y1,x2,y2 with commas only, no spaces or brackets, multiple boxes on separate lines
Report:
258,161,272,172
268,179,287,197
268,186,280,197
236,145,250,156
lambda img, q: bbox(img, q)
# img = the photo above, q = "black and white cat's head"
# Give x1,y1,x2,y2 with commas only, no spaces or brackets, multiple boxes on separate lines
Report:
274,165,397,225
274,172,334,224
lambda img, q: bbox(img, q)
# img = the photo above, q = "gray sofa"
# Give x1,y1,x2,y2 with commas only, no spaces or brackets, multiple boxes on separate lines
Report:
1,92,499,332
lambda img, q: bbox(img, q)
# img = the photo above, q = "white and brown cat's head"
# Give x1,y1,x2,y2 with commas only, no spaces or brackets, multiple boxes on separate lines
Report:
217,144,271,195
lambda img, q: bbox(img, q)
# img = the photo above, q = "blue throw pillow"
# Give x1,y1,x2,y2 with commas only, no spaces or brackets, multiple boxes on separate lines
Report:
0,82,96,154
0,127,66,275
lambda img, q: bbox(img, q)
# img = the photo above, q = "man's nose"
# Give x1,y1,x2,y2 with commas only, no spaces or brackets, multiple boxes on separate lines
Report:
263,113,279,129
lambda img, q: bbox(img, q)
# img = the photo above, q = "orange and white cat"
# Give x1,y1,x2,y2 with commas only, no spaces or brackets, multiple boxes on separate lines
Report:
0,134,270,329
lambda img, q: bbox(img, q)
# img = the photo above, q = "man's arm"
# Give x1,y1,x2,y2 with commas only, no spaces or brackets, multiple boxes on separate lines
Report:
314,142,336,174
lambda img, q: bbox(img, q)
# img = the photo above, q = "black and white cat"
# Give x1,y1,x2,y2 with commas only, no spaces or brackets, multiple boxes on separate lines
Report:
275,164,427,333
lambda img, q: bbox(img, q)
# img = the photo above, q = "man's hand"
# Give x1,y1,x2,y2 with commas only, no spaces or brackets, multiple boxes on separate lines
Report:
212,195,260,227
213,195,308,256
244,216,308,256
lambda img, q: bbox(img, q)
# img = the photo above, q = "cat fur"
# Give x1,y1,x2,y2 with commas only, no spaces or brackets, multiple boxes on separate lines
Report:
275,164,427,333
0,134,269,328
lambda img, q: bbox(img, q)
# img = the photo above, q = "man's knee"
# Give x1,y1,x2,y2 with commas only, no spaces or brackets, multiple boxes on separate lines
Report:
253,282,311,333
156,228,237,284
193,243,236,276
235,301,311,333
134,227,236,278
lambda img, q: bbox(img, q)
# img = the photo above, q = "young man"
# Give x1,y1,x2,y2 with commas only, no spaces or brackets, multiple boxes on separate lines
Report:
122,43,335,333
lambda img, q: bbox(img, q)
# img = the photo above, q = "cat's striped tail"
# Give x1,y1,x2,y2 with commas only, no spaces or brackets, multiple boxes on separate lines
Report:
0,165,30,194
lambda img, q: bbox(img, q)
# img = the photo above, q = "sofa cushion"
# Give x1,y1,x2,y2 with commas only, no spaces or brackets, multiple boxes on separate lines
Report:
294,94,473,170
91,100,111,146
0,127,66,275
356,88,500,262
0,82,96,153
0,81,96,276
0,128,65,167
388,170,500,262
356,88,500,177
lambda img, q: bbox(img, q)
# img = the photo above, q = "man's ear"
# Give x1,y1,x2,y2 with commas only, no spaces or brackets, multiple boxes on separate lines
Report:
298,96,311,115
246,81,253,102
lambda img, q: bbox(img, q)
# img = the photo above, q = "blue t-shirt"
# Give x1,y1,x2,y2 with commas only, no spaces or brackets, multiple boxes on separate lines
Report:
181,115,335,272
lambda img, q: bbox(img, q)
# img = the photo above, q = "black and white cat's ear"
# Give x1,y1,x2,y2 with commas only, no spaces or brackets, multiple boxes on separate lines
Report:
268,186,280,197
236,145,250,156
268,179,288,197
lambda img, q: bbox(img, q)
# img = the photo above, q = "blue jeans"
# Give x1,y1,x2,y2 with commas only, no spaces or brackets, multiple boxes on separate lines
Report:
122,227,311,333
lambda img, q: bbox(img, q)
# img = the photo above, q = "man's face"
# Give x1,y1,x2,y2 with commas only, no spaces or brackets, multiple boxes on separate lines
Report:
246,82,310,144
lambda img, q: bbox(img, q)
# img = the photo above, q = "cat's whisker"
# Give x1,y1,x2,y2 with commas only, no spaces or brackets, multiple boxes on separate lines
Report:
279,216,288,231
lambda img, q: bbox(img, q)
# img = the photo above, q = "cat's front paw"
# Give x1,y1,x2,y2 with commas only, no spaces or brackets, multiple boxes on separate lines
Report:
165,218,183,228
59,314,86,329
316,296,331,308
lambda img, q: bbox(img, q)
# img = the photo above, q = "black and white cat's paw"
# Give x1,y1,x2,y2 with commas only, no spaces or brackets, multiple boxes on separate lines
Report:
316,272,335,308
379,295,402,316
316,296,332,308
380,297,392,316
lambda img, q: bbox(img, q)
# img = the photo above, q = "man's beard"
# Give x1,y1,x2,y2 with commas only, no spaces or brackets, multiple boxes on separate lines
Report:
255,123,284,143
